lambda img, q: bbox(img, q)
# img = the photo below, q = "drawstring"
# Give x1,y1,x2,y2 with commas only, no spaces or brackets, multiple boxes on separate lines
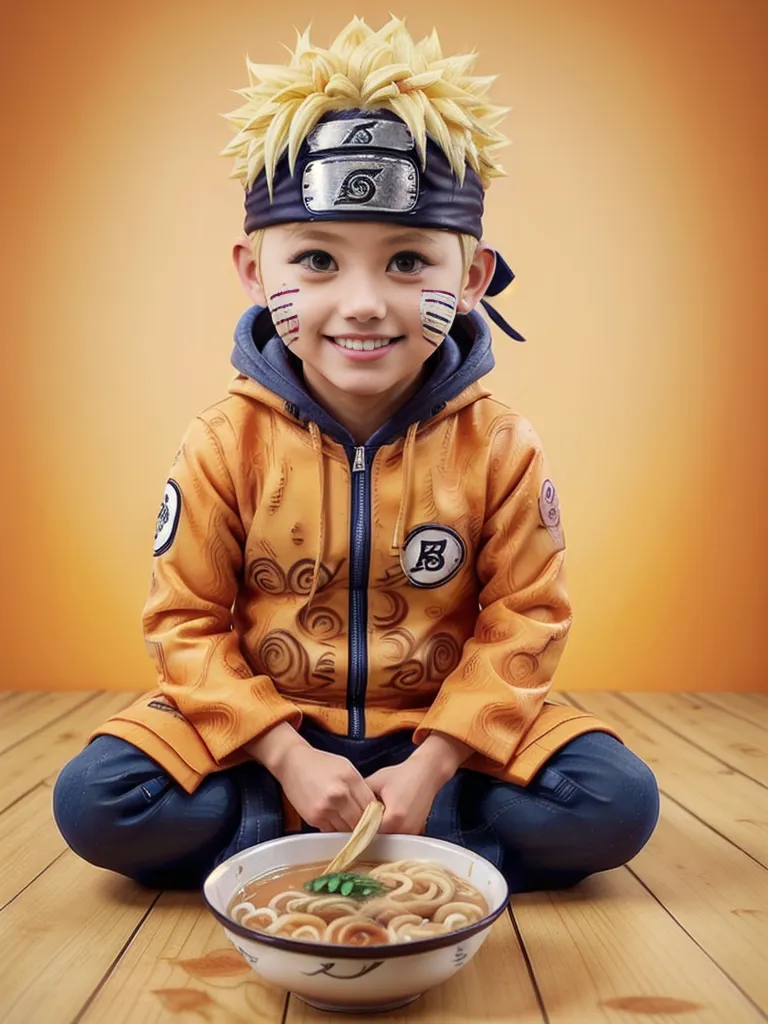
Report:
307,421,325,610
391,422,420,562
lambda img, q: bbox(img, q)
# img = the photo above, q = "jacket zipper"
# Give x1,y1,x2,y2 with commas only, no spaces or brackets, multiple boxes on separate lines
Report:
347,444,371,738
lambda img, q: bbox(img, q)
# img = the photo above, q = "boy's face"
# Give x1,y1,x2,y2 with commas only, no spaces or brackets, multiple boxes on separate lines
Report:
235,221,495,401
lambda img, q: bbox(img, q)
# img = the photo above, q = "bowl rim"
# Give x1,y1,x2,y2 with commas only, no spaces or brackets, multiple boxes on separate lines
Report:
203,833,510,960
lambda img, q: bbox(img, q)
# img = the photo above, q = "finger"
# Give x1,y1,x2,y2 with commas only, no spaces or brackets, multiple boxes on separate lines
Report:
323,782,365,830
349,776,377,816
377,807,395,834
380,809,408,835
336,800,365,832
342,805,365,832
319,811,349,833
333,789,368,830
379,815,396,835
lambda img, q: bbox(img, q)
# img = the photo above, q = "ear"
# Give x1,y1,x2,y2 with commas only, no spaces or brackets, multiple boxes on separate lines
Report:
232,234,266,306
457,243,497,313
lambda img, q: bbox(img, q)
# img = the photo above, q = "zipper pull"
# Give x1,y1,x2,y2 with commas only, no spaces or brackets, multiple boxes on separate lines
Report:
352,446,366,472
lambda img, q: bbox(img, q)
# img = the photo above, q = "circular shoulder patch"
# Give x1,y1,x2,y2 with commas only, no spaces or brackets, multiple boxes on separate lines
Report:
539,479,560,528
401,524,466,589
154,479,182,556
539,478,564,547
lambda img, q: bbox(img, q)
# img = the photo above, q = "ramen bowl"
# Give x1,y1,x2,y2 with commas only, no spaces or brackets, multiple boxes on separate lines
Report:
203,832,509,1013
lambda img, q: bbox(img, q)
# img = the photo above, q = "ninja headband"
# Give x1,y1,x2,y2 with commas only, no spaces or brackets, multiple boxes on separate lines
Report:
243,108,524,342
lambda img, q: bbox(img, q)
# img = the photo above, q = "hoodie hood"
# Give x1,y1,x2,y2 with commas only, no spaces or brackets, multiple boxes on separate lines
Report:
230,303,495,447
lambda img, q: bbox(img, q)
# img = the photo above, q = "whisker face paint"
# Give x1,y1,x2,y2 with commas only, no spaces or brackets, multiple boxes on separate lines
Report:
268,286,301,346
420,289,458,346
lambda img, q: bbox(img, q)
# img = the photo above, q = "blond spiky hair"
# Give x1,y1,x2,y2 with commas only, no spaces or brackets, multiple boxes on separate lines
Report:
220,16,509,198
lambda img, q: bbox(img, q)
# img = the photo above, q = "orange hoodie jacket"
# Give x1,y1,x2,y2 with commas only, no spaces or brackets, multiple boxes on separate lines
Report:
92,361,618,808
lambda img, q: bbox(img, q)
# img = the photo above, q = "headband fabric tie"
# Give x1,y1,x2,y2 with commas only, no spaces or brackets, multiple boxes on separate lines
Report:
244,108,524,342
480,251,524,341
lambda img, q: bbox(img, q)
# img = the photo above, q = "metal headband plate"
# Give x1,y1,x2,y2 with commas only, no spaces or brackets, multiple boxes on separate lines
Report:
302,155,419,213
306,118,415,153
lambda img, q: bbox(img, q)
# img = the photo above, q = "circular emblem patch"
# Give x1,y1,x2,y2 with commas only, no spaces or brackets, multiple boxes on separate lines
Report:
401,524,466,589
539,479,560,528
154,479,181,556
539,478,564,547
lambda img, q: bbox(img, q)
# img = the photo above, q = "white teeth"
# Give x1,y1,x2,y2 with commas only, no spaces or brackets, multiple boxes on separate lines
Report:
333,337,392,351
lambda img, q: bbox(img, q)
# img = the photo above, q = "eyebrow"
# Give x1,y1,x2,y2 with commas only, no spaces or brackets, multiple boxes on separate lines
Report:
380,229,438,246
286,226,438,247
286,227,347,244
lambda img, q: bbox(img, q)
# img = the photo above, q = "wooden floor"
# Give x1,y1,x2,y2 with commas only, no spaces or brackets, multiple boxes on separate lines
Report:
0,691,767,1024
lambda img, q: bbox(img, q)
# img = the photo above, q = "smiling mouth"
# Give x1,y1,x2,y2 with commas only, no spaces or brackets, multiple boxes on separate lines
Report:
326,336,404,351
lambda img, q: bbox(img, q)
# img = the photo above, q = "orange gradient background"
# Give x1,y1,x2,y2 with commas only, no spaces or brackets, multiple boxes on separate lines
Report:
2,0,766,693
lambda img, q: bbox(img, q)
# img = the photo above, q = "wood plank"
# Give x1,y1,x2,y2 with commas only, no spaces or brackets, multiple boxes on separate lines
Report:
0,784,67,908
694,692,768,729
630,793,768,1013
0,693,52,727
0,691,98,755
0,851,158,1024
2,688,764,1023
78,890,287,1024
512,867,766,1023
0,692,41,710
0,691,142,813
622,692,768,787
0,692,48,708
285,911,546,1024
567,691,768,866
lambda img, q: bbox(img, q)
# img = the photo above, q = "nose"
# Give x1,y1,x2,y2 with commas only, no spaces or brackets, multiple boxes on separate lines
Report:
335,268,387,322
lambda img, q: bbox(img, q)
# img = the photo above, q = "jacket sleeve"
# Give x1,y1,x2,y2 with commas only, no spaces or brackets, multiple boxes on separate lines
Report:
412,414,572,766
143,413,302,763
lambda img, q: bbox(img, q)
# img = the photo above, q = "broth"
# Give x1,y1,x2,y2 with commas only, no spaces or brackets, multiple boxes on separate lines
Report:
228,858,489,946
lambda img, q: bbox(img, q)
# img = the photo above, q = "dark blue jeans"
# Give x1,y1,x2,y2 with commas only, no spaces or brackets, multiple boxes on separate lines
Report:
52,723,659,892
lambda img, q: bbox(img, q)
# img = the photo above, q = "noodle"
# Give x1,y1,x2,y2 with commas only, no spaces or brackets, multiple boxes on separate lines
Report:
228,858,489,946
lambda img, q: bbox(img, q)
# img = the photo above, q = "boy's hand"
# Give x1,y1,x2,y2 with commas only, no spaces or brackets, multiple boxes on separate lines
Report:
365,732,474,835
244,722,376,832
364,759,442,835
270,743,376,833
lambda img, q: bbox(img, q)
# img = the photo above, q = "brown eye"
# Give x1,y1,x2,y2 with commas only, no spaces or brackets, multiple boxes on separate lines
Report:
389,252,428,274
296,250,337,272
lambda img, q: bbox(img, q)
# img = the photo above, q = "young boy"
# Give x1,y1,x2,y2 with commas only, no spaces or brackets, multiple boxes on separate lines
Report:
53,17,658,891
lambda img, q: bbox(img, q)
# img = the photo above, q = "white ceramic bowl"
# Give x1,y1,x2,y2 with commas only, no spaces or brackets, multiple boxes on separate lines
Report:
203,832,509,1013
